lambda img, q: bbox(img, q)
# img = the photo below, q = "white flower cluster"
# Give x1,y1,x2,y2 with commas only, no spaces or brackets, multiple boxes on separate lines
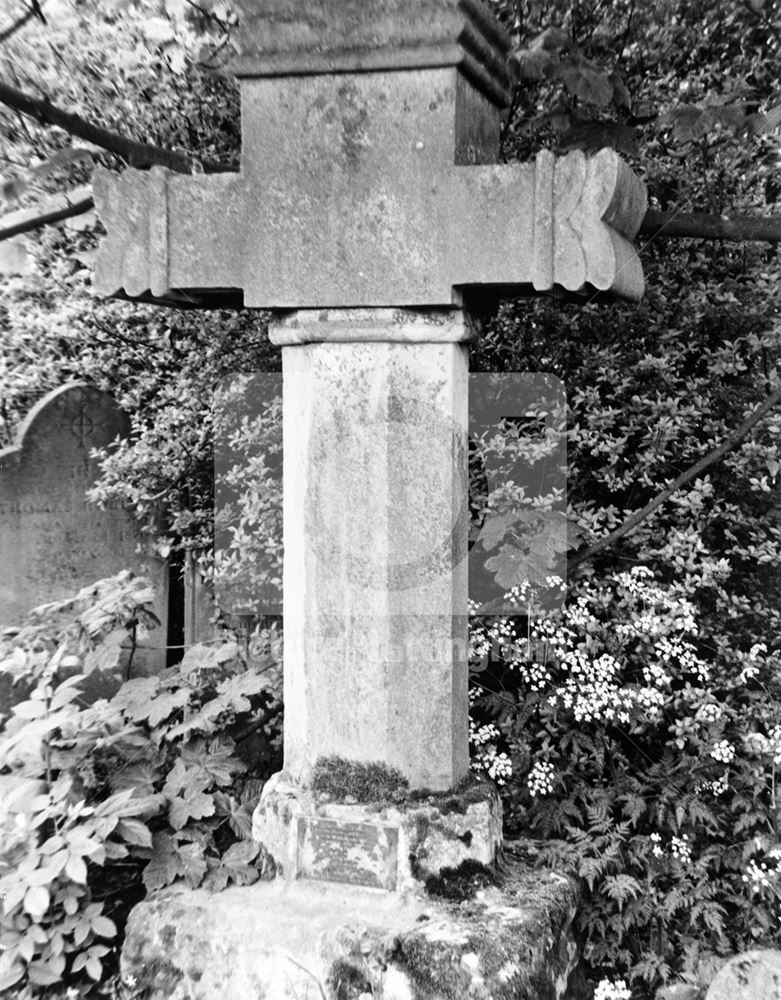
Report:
696,771,729,796
744,727,781,765
649,833,692,864
743,859,774,894
549,650,634,724
594,979,632,1000
468,604,517,666
527,760,556,797
695,702,722,725
472,747,513,785
517,657,552,691
468,719,513,785
710,740,735,764
470,721,500,746
670,835,692,864
653,636,709,681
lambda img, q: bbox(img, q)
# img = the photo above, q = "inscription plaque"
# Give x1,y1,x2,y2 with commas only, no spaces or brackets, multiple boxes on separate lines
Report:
296,816,399,890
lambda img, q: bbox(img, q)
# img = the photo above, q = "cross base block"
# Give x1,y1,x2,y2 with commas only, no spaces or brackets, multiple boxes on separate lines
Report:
252,772,503,893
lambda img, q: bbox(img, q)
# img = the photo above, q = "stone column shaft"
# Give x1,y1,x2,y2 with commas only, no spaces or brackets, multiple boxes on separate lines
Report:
270,308,471,791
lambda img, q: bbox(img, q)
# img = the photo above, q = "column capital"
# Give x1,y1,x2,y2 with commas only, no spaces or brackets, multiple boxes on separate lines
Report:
230,0,515,108
268,306,477,346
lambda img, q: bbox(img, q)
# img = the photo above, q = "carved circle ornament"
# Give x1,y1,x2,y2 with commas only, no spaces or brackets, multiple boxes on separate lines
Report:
307,391,468,595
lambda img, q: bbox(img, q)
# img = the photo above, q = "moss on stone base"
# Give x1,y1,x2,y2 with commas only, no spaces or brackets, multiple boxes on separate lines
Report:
414,857,499,900
389,860,580,1000
311,755,409,803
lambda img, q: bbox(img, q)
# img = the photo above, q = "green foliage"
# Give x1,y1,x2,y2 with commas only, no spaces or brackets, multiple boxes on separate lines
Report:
0,574,282,997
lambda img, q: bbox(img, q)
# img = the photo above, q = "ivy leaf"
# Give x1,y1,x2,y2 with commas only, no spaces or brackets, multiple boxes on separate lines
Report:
479,511,519,551
215,792,254,840
179,642,220,676
83,627,126,674
558,63,614,107
116,817,153,847
178,842,208,888
166,670,267,739
147,687,191,727
169,791,215,830
180,739,247,787
205,840,259,890
163,759,211,798
109,676,160,720
142,832,185,891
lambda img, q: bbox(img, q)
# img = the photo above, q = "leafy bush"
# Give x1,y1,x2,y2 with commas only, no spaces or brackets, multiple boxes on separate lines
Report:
470,566,781,994
0,574,282,997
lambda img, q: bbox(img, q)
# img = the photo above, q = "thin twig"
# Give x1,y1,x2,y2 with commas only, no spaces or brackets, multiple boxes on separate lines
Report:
569,382,781,571
0,77,228,173
0,194,93,241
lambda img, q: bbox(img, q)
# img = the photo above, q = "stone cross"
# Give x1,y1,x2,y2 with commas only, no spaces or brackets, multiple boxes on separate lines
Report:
94,0,647,793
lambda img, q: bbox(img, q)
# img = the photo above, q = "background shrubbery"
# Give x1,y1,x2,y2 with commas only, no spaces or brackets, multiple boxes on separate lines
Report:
0,0,780,997
0,575,282,996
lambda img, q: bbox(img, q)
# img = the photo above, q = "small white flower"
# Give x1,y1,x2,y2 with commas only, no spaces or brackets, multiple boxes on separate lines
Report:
710,740,735,764
594,979,632,1000
527,760,556,797
743,859,774,894
670,834,692,864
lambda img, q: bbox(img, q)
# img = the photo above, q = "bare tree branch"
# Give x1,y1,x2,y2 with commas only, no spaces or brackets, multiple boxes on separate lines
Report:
569,383,781,572
0,194,92,241
639,210,781,243
0,77,227,173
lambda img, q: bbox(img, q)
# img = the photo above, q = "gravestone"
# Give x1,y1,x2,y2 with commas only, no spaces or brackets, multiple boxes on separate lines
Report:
706,949,781,1000
94,1,647,996
0,382,168,670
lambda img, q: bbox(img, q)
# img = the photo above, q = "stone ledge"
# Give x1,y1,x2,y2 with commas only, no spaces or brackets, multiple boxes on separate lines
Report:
118,857,581,1000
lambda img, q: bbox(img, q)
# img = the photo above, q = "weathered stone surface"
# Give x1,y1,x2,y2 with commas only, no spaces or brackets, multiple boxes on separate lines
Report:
656,985,699,1000
274,309,469,791
706,949,781,1000
94,16,647,308
119,858,579,1000
0,383,167,668
253,773,503,892
229,0,516,107
95,117,646,306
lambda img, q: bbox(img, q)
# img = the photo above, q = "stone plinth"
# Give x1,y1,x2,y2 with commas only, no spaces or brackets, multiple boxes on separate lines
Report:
118,859,580,1000
253,773,503,893
271,308,471,791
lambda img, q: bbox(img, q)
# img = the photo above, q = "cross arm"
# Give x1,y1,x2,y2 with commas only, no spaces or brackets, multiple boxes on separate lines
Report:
93,148,646,307
93,166,247,302
449,149,647,301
